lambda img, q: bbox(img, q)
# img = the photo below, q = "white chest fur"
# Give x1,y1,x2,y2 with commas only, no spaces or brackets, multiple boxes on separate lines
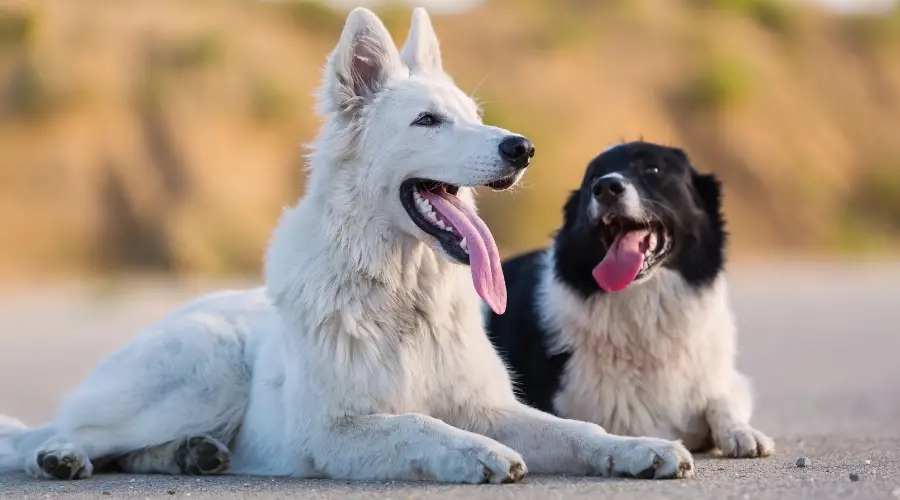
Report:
536,250,737,448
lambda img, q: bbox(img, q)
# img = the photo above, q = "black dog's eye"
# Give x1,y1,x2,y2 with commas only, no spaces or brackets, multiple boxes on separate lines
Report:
412,113,441,127
643,163,660,175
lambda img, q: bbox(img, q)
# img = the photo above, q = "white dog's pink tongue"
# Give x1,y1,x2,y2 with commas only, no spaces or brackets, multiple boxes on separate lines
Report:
592,230,651,292
421,190,506,314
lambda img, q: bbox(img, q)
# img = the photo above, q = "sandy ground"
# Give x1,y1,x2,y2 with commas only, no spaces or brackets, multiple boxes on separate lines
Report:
0,259,899,499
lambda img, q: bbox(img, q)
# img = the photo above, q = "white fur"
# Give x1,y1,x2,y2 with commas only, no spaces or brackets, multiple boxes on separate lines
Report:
537,249,775,457
0,8,695,483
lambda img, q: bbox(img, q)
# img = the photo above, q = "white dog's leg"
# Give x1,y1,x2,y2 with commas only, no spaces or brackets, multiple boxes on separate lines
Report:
113,435,231,475
26,431,233,479
470,403,695,479
309,413,526,484
21,294,254,480
705,374,774,458
25,429,231,479
26,434,93,480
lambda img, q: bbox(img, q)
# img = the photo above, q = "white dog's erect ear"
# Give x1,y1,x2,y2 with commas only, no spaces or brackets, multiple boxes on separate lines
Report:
399,8,443,74
320,7,404,115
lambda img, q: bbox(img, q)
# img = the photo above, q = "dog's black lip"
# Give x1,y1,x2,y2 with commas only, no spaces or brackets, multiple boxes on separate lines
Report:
486,174,519,191
400,178,469,265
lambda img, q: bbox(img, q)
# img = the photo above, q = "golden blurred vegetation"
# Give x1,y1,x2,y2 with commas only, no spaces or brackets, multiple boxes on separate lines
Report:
0,0,899,279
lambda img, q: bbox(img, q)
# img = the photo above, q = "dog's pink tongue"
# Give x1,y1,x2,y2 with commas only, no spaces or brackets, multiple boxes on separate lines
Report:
592,230,651,292
422,191,506,314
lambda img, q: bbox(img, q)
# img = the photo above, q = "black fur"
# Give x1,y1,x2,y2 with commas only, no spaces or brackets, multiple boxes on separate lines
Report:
487,141,727,412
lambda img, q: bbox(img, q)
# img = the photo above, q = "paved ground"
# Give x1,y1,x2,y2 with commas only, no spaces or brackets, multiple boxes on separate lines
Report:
0,259,899,499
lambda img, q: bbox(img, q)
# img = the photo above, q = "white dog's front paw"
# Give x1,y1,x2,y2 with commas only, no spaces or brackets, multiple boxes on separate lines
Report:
429,438,527,484
714,425,775,458
29,443,92,480
587,436,695,480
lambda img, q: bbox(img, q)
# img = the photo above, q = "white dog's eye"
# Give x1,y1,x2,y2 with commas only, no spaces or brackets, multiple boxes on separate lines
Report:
412,113,441,127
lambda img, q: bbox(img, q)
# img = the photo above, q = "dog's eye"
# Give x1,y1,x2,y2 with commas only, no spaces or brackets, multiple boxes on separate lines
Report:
644,164,660,175
412,113,441,127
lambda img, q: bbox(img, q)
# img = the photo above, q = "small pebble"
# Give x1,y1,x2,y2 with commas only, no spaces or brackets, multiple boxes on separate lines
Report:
850,472,860,482
167,491,176,495
865,459,872,465
243,483,251,488
796,456,809,468
102,492,111,496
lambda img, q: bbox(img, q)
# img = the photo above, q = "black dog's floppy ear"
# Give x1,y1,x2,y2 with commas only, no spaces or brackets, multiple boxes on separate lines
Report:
691,170,723,223
672,146,722,223
561,188,583,230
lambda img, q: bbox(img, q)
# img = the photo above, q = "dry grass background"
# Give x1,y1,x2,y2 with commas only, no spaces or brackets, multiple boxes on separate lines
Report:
1,0,899,280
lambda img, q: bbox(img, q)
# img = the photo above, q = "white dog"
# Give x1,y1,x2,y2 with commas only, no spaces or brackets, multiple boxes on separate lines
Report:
0,8,694,483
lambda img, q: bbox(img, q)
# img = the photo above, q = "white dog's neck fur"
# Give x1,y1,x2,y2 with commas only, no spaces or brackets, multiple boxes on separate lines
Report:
263,8,488,348
265,174,478,346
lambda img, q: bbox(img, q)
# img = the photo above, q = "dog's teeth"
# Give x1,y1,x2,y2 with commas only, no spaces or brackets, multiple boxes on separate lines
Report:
415,194,432,215
436,220,446,230
445,226,454,233
460,237,468,250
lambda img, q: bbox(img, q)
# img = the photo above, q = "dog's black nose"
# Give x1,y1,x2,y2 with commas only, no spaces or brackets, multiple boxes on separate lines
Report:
499,136,535,168
592,176,627,200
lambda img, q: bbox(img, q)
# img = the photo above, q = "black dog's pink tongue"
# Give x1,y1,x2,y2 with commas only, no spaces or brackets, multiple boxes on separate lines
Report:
592,230,651,292
421,190,507,314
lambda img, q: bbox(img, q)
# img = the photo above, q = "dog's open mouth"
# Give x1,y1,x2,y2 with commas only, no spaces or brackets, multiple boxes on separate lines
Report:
400,178,507,314
592,215,672,292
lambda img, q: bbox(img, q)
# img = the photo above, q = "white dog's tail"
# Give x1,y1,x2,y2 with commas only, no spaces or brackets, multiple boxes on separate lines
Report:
0,414,27,472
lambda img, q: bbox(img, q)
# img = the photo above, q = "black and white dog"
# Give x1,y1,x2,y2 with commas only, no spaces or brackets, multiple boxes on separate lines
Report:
487,141,774,458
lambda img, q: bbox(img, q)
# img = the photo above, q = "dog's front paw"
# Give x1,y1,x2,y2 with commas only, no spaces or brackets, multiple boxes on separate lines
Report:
429,438,527,484
30,443,92,480
715,425,774,458
587,436,695,480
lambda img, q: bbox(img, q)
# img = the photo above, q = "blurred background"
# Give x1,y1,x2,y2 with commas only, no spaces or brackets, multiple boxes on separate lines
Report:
0,0,899,282
0,0,899,429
